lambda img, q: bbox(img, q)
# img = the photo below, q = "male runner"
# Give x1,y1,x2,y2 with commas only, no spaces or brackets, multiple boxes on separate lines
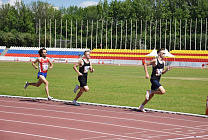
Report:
24,48,53,101
139,48,172,112
73,50,94,106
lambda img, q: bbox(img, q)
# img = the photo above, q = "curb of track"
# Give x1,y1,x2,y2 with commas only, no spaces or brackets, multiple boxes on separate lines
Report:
1,95,207,118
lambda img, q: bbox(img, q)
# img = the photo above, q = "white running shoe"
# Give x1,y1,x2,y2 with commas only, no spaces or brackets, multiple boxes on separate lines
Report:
47,96,53,101
146,90,150,100
24,82,29,89
72,100,80,106
74,85,79,93
139,106,146,113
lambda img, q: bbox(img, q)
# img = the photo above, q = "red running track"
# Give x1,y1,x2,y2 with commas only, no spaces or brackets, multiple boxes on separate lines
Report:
0,97,208,140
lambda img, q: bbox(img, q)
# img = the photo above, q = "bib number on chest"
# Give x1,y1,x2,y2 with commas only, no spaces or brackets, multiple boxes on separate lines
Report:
84,66,90,72
156,68,163,76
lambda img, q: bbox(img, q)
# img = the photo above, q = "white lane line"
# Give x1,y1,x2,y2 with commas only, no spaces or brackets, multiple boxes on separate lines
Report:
0,119,145,140
0,130,65,140
0,110,191,137
166,135,208,140
0,104,205,131
80,136,106,140
0,99,207,124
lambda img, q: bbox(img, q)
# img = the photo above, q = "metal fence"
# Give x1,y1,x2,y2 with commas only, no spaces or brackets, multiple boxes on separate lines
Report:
38,18,207,51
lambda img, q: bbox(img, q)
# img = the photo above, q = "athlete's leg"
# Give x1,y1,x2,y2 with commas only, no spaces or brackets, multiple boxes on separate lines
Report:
151,86,166,95
83,86,89,92
74,87,85,101
141,94,154,106
38,75,50,97
28,80,43,87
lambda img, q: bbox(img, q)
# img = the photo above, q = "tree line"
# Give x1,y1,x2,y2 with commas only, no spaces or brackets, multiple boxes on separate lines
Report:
0,0,207,50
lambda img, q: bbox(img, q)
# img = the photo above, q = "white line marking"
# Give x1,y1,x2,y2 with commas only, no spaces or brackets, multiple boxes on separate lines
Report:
0,130,65,140
0,98,207,124
166,135,208,140
1,95,207,118
0,119,145,140
0,104,206,131
80,136,106,140
0,110,191,137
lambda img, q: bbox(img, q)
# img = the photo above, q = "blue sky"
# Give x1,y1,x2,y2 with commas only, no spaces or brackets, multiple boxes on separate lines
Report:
0,0,123,8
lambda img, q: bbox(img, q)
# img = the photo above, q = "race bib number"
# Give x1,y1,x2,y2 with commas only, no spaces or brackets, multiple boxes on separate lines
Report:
42,63,49,71
156,68,163,76
84,66,90,72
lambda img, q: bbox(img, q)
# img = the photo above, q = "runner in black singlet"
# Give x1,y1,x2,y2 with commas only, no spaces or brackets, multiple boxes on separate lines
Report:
72,50,94,106
139,48,172,112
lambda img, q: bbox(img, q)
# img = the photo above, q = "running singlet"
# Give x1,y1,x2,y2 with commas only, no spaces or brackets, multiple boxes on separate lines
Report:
39,58,49,73
79,59,90,74
151,58,164,81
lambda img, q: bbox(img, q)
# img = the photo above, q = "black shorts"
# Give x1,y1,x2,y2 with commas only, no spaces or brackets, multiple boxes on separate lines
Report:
78,75,87,87
150,79,162,91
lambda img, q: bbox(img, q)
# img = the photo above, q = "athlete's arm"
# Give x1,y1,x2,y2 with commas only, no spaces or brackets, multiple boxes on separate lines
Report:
144,59,156,79
48,58,53,69
90,62,94,73
32,58,40,69
162,61,172,74
73,59,83,76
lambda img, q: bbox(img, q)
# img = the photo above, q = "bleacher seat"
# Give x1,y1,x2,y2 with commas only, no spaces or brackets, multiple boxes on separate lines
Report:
5,47,88,58
0,46,6,55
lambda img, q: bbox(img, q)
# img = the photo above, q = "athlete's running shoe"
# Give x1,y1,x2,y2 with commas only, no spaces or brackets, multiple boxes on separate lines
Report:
24,82,29,89
146,90,150,100
47,96,53,101
139,106,146,113
74,85,79,93
72,100,80,106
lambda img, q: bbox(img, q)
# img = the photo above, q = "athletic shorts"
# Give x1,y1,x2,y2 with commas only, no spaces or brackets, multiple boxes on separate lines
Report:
37,72,47,79
150,79,162,91
78,75,87,87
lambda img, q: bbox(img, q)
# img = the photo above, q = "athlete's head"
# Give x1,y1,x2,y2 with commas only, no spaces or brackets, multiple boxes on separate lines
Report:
157,48,165,58
84,50,90,59
38,48,47,57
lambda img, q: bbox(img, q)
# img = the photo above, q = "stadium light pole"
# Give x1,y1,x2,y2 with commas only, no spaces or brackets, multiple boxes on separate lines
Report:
60,18,62,48
45,19,46,48
66,19,67,48
205,18,207,51
195,18,197,50
70,20,72,48
111,19,113,49
169,19,171,51
96,20,98,49
140,20,142,49
120,20,123,49
155,20,157,50
160,19,161,49
76,19,77,48
165,19,167,50
125,20,127,49
145,20,147,50
190,19,192,50
106,20,108,49
101,20,103,49
200,18,202,51
91,20,93,50
135,20,137,49
116,20,117,49
179,19,181,50
150,20,151,50
86,19,88,49
174,19,176,50
185,19,187,50
39,19,40,48
50,19,51,48
55,19,56,48
81,20,83,49
130,19,132,50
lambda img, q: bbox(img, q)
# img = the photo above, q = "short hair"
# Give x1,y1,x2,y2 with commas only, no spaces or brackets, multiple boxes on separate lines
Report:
38,48,47,57
157,48,164,54
84,50,90,55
